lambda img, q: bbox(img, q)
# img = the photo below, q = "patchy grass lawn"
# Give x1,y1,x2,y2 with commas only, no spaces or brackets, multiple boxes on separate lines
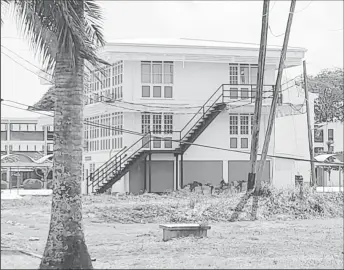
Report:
1,192,343,269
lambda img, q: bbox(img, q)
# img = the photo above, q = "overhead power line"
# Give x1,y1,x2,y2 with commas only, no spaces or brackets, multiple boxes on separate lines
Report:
2,101,343,167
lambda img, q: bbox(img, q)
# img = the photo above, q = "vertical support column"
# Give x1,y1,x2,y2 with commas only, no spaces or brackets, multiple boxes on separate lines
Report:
86,168,89,195
144,156,147,192
43,126,48,156
223,160,228,183
303,60,316,187
180,154,184,188
175,154,179,190
148,154,152,193
7,121,10,155
6,168,10,189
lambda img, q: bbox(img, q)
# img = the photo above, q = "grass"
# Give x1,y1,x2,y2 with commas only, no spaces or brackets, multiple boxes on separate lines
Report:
1,187,344,269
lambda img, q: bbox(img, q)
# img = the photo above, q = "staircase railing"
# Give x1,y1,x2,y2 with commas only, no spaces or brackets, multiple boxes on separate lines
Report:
180,84,224,141
86,146,127,189
88,132,152,192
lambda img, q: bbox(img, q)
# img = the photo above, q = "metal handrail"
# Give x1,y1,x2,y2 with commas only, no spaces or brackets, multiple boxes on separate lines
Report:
88,133,151,189
94,134,153,192
180,84,224,141
86,146,127,187
90,154,128,189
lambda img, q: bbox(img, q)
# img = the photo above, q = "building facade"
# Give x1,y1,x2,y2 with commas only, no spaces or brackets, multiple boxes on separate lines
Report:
37,38,312,194
314,121,344,155
0,117,54,187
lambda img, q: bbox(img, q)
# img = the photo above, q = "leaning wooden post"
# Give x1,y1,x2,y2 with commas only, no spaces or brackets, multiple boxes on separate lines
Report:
247,0,270,192
302,60,317,187
256,0,297,191
230,0,270,222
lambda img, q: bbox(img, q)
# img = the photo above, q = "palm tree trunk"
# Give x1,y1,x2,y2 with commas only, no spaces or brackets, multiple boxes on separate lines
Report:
39,50,93,269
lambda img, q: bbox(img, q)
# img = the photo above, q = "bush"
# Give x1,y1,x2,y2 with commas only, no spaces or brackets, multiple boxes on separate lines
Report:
1,180,8,189
23,179,43,190
81,185,343,224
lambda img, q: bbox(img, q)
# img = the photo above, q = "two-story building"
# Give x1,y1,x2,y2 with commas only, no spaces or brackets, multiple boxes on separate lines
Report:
0,116,54,188
313,121,344,190
36,38,315,194
314,122,343,155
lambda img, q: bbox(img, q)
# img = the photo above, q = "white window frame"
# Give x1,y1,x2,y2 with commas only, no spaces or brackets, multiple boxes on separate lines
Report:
228,64,259,101
229,63,258,85
141,113,173,149
229,113,253,149
141,61,174,99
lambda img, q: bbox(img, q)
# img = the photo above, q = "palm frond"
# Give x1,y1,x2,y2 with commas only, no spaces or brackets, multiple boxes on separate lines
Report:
12,0,109,76
1,0,10,26
12,0,57,73
84,0,106,46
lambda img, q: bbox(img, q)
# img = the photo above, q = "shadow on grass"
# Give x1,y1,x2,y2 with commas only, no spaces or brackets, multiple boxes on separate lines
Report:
229,192,253,222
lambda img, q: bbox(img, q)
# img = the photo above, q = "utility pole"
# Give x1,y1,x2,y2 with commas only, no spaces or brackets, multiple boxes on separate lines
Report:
230,0,270,223
247,0,270,192
303,60,317,187
256,0,297,192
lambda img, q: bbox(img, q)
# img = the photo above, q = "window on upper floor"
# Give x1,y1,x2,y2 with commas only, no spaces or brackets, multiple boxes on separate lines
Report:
314,129,324,143
227,64,265,102
229,113,254,149
229,64,258,85
328,129,334,141
141,61,174,99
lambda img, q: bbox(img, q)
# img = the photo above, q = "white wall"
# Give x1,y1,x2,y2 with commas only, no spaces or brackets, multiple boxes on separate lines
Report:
124,60,276,105
274,112,312,187
183,110,275,160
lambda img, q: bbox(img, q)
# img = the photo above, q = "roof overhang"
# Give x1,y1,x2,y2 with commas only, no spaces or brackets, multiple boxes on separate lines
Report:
98,38,306,69
314,153,344,167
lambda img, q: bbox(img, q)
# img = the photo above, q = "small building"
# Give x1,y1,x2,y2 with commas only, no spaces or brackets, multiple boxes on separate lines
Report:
1,117,54,188
314,153,344,192
314,122,344,155
35,38,319,194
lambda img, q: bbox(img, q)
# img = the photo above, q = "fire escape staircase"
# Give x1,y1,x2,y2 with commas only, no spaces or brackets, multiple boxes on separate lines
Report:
87,84,234,193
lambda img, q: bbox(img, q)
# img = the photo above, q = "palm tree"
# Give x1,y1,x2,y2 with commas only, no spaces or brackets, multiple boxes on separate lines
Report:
2,1,107,268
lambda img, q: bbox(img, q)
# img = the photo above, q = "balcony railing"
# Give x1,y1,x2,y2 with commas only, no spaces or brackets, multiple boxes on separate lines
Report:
222,84,281,104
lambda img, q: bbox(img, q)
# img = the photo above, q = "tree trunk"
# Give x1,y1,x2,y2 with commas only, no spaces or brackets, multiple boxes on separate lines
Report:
39,50,93,269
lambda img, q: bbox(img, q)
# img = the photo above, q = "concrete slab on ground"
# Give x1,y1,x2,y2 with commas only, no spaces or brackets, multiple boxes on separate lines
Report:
1,189,52,198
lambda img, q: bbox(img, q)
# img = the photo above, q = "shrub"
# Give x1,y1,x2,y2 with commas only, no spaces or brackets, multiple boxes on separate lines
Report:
1,180,8,189
23,179,43,190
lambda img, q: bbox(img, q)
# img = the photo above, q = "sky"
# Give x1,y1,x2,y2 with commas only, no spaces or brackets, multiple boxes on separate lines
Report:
1,0,343,118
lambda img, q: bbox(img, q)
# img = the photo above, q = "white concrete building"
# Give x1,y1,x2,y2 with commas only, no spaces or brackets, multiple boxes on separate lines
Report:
1,116,54,187
37,38,316,194
314,121,344,155
313,121,344,190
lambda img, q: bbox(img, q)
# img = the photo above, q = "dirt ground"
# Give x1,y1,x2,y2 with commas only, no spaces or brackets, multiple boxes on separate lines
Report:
1,196,343,269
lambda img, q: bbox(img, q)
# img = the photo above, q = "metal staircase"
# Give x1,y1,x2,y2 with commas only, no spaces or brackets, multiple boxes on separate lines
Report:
87,84,273,193
176,84,228,153
87,135,151,194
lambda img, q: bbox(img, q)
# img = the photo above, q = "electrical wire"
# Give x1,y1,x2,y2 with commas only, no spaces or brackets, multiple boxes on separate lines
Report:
269,25,285,38
3,101,342,166
294,0,312,13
